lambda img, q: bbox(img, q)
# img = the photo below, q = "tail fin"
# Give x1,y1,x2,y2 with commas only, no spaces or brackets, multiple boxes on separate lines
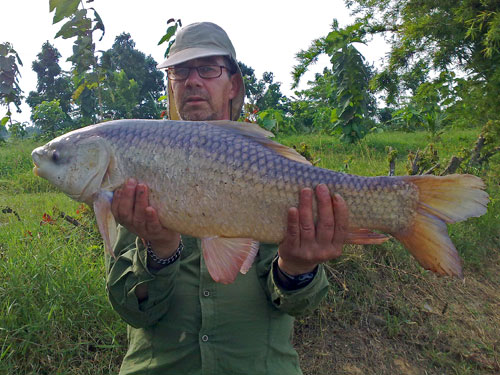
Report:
394,174,489,278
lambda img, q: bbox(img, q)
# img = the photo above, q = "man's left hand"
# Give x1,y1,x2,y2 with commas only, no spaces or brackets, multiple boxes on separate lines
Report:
278,184,348,275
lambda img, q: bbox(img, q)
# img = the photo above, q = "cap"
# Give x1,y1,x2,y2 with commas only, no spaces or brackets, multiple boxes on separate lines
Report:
157,22,245,121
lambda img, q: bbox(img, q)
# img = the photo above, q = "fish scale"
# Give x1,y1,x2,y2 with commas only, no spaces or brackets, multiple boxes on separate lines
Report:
97,120,418,241
31,119,489,282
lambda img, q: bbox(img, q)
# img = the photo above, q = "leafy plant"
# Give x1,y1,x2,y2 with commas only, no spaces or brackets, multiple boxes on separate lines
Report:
0,42,23,131
158,18,182,57
32,99,67,139
50,0,105,124
292,20,375,142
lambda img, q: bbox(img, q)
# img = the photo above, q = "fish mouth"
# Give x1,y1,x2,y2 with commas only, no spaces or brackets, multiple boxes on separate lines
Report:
31,150,41,176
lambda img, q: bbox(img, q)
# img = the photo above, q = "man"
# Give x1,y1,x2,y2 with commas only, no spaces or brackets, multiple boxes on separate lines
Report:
106,22,348,374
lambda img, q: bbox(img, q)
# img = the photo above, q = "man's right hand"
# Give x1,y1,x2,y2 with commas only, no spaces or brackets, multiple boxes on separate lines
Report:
111,178,181,258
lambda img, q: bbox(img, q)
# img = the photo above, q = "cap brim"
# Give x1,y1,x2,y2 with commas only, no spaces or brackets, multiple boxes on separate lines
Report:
157,47,231,69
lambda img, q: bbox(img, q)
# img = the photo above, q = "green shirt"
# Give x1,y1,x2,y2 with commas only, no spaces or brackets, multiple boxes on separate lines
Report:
106,225,329,375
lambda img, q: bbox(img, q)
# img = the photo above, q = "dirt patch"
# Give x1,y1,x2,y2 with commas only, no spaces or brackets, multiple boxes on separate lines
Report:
294,251,500,375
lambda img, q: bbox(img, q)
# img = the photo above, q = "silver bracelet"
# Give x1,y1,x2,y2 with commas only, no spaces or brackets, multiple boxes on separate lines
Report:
146,239,183,266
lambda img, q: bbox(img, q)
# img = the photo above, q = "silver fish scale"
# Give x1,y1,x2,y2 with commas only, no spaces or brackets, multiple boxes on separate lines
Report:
95,120,418,243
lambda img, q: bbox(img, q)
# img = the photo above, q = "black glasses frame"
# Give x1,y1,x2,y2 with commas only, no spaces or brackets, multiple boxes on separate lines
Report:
167,65,229,80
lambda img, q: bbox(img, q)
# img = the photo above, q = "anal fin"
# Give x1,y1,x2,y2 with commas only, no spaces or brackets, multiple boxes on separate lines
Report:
346,229,389,245
202,237,259,284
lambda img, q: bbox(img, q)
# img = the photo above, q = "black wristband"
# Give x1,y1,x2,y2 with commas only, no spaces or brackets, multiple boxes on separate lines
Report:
146,239,183,266
273,257,318,291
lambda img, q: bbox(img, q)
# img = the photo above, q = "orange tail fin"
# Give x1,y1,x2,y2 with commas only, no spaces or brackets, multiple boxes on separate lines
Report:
395,174,489,278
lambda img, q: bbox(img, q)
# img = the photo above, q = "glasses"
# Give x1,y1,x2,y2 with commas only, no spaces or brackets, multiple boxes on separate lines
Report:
167,65,229,80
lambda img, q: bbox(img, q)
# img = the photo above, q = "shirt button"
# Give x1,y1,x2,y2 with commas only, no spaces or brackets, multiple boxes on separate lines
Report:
203,290,210,297
201,335,209,342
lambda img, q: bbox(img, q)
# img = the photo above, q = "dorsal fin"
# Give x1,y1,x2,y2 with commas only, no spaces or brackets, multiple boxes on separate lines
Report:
208,120,311,165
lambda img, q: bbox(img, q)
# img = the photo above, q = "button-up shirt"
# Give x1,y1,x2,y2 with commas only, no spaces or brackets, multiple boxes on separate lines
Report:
106,225,329,375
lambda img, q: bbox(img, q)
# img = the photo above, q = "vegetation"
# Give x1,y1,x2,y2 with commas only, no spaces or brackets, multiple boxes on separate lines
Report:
0,130,498,374
0,0,499,373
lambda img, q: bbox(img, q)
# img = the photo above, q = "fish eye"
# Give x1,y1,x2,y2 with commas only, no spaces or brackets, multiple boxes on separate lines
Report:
51,150,60,163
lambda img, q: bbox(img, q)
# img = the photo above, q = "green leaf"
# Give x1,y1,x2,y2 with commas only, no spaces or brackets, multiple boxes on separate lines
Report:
91,8,105,41
50,0,80,24
158,25,178,46
72,82,86,100
330,108,338,122
164,40,175,57
1,116,9,126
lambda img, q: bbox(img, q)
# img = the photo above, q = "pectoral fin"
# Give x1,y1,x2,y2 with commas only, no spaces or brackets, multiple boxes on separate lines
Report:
201,237,260,284
93,190,117,258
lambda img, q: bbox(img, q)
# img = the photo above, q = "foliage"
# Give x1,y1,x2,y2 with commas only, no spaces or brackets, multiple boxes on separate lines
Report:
0,42,23,131
240,63,290,119
50,0,105,124
100,33,165,119
8,122,28,140
32,100,67,139
239,63,293,134
348,0,500,128
158,18,182,57
289,68,339,133
256,108,293,135
292,20,375,142
26,42,73,125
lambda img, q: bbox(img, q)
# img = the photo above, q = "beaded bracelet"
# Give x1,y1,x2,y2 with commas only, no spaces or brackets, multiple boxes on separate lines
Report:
146,239,184,266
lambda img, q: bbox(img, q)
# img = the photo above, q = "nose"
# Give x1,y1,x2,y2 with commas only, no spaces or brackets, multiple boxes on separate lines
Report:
184,67,203,86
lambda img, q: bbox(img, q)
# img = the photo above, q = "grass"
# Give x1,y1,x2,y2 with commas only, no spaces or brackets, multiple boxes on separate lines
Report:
0,193,125,374
1,129,499,374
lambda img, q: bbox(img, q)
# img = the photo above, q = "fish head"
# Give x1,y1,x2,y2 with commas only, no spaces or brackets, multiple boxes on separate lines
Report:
32,133,111,204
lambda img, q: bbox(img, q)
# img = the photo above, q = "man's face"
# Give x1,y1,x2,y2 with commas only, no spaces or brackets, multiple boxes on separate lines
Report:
170,56,238,121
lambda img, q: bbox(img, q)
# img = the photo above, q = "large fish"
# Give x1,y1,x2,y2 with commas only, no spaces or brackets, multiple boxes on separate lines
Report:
31,119,489,283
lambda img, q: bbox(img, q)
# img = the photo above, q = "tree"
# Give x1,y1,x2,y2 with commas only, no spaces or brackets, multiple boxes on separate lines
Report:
293,20,375,142
290,68,339,133
347,0,500,125
32,99,67,138
239,62,290,129
26,42,73,120
100,33,165,119
50,0,105,125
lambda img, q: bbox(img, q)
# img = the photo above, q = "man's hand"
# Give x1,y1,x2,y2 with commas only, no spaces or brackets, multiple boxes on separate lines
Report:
278,184,348,275
112,178,180,258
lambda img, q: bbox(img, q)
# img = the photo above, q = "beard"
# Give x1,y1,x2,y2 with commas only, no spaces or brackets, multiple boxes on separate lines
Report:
176,89,217,121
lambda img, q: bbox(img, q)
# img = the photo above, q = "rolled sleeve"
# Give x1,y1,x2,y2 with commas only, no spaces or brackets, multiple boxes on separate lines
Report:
105,225,180,328
267,262,329,317
256,244,330,317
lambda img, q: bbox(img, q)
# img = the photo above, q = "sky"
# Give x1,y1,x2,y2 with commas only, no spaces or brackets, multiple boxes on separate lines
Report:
0,0,389,124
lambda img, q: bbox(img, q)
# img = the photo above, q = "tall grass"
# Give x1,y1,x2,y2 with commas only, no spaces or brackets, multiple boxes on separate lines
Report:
0,193,125,374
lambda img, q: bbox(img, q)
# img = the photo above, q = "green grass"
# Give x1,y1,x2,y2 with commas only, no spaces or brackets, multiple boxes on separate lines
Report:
0,128,499,374
0,193,125,374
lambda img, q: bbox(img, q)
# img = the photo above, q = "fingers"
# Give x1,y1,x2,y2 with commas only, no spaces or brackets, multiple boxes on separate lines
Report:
132,183,149,229
144,206,164,235
112,178,137,225
315,184,335,244
282,207,300,249
332,194,349,249
298,188,315,243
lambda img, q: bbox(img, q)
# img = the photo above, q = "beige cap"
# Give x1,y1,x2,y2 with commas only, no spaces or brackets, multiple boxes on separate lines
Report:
157,22,245,121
